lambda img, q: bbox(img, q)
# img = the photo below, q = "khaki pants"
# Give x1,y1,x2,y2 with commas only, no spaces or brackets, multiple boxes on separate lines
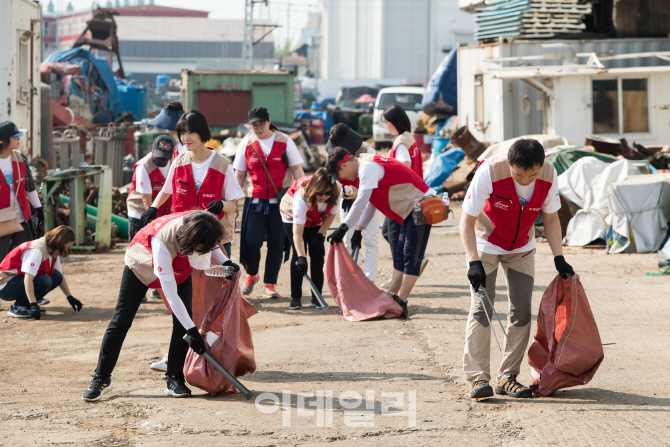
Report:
463,249,535,384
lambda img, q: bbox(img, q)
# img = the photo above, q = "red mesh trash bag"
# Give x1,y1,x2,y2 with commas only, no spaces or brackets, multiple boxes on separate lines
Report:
528,274,604,397
183,270,257,396
324,243,403,321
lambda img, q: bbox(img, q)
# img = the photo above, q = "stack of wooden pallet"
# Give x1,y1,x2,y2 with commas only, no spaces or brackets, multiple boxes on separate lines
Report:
475,0,592,41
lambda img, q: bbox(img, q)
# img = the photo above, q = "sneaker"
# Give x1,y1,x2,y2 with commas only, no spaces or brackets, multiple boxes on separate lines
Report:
310,297,325,309
150,352,169,372
7,305,30,319
262,283,279,299
380,279,392,288
82,374,113,402
37,297,50,306
471,380,493,399
151,289,161,299
419,258,430,277
289,298,302,310
241,274,260,295
495,375,532,398
165,376,192,397
389,292,409,318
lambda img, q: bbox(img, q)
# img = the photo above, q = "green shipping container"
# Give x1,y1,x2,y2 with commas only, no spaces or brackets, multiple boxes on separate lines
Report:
180,70,295,133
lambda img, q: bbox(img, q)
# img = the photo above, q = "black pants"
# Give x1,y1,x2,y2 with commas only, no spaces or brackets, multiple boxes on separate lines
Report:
95,266,193,379
244,203,284,284
382,217,401,262
0,222,32,263
128,217,142,242
284,223,324,300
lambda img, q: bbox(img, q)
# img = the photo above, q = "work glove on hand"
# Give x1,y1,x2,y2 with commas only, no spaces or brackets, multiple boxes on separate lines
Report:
467,260,487,293
222,259,240,274
554,255,575,279
341,199,353,213
35,207,44,227
186,327,207,355
326,223,349,245
140,207,158,227
350,229,363,252
295,256,308,276
30,302,41,320
206,200,224,216
67,295,82,312
313,233,326,259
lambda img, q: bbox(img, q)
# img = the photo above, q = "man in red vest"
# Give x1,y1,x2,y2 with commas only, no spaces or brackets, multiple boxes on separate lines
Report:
234,107,305,298
459,138,575,400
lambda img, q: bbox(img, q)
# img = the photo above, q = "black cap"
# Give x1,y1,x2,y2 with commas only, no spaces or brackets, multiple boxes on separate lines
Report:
152,135,175,159
0,121,26,140
248,106,270,124
325,125,364,155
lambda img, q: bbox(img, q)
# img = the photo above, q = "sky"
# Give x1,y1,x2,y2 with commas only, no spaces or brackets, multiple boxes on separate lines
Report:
51,0,323,49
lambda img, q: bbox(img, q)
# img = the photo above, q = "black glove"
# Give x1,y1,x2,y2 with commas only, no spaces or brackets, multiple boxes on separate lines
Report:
140,207,158,227
350,229,363,252
554,255,575,279
295,256,308,276
67,295,82,312
313,233,326,259
206,200,224,215
35,207,44,227
341,199,353,212
326,223,349,245
467,260,486,292
222,259,240,274
186,327,207,355
30,302,41,320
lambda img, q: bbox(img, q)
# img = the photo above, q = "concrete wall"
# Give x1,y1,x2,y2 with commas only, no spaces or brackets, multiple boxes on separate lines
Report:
0,1,11,122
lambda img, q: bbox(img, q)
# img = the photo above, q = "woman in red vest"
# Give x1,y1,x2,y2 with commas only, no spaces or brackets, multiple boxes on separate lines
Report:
233,107,305,299
83,211,240,402
280,168,340,309
325,146,435,317
0,121,45,261
0,225,80,320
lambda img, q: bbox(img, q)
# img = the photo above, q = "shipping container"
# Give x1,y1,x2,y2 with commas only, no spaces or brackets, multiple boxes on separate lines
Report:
180,70,295,132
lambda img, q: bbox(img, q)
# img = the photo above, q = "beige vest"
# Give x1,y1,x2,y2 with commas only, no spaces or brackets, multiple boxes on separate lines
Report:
125,216,184,286
392,133,416,151
0,237,50,286
126,153,163,216
279,185,307,222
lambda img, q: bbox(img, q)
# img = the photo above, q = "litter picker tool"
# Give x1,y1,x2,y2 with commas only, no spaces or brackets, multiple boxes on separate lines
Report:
183,333,253,400
478,287,512,352
305,273,328,309
352,246,360,263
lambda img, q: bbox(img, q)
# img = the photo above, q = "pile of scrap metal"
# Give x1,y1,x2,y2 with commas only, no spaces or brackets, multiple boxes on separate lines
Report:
584,134,670,172
442,126,489,200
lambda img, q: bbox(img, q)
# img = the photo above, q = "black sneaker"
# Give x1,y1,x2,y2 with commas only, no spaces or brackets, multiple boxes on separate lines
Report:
165,376,192,397
495,374,532,398
310,297,325,309
289,298,302,310
82,374,113,402
37,297,50,306
389,292,409,318
471,380,493,399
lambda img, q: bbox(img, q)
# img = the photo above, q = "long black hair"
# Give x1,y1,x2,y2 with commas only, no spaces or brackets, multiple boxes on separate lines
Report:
382,104,412,134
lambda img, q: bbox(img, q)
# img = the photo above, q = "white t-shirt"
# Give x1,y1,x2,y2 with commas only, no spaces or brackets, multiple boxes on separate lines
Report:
128,162,171,219
161,152,245,203
392,136,412,163
282,187,340,224
462,160,561,255
0,249,62,291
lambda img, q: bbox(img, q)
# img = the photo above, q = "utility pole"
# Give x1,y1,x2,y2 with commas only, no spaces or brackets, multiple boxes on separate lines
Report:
242,0,254,70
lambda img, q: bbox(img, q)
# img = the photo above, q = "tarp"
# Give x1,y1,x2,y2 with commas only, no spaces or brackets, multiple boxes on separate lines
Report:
606,174,670,254
324,243,403,321
478,134,574,161
422,49,457,116
183,271,257,396
43,48,122,123
424,147,465,190
547,149,618,176
528,274,604,397
562,159,641,246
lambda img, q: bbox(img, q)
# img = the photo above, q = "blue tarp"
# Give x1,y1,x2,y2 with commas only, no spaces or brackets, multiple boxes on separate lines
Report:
424,147,465,190
422,49,457,116
44,48,122,123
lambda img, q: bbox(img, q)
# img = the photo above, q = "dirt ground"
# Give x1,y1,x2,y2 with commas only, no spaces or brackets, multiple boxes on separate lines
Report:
0,203,669,447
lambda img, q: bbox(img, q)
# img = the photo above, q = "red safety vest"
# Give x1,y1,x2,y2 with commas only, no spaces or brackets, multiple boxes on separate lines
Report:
128,211,194,288
477,156,554,251
389,133,423,178
0,150,31,221
366,154,430,224
0,239,57,277
127,154,172,217
286,176,333,228
244,131,289,200
171,149,227,219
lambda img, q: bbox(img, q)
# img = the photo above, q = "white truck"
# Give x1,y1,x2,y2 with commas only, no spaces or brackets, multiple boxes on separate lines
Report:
372,86,425,148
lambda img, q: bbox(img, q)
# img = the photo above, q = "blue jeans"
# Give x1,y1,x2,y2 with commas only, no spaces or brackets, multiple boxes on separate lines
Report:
0,270,63,307
393,215,431,276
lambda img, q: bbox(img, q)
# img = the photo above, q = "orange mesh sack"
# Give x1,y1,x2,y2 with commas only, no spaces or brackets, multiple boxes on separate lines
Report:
420,197,447,225
528,274,604,397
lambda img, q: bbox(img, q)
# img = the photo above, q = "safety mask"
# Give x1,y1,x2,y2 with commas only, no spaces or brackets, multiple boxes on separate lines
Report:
152,154,169,167
187,251,212,270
